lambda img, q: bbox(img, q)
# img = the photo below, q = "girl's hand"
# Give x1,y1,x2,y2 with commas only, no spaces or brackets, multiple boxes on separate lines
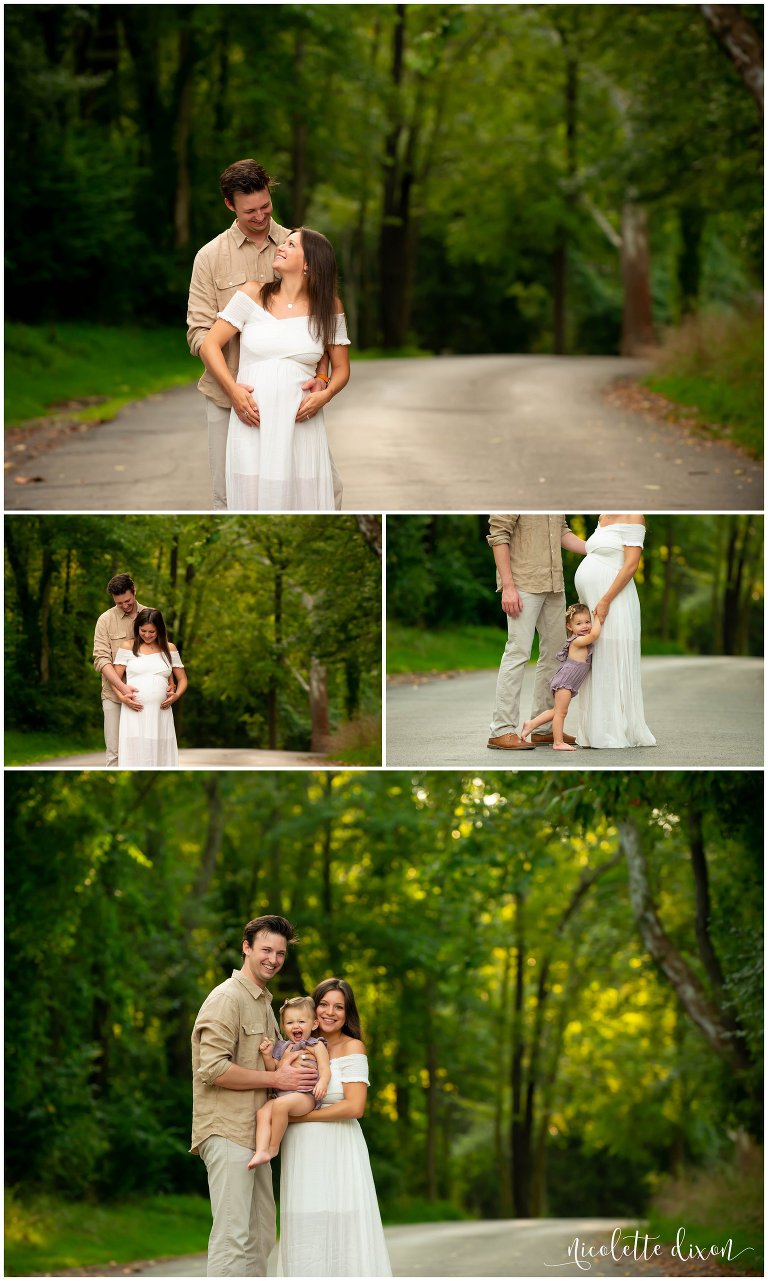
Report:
260,1038,274,1054
295,390,329,422
594,599,610,623
313,1079,328,1102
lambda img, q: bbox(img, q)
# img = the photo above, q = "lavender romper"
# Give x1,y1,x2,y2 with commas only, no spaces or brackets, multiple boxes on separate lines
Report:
270,1035,326,1108
550,637,594,697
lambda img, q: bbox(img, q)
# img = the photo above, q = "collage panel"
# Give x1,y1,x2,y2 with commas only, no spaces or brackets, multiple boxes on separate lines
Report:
385,513,764,770
4,514,383,770
5,769,763,1278
3,1,764,1279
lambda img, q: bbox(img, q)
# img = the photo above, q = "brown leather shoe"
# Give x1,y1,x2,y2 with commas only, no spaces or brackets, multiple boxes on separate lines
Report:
530,732,577,746
487,733,536,750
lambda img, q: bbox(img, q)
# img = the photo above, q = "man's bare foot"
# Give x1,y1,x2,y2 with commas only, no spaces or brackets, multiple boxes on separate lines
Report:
521,721,533,741
552,742,576,751
247,1150,271,1168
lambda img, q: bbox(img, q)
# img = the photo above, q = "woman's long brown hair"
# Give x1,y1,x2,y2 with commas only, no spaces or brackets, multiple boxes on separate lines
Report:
261,227,340,351
132,608,174,669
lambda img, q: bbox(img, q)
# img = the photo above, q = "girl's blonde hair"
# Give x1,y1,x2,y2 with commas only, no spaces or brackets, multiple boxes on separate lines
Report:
279,995,316,1022
565,602,591,632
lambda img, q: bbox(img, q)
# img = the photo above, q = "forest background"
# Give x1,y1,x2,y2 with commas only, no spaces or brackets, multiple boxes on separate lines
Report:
387,514,764,673
4,3,763,451
5,769,763,1274
4,514,382,764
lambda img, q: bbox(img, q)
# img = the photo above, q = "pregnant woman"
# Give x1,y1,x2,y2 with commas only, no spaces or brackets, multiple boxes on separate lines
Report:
574,514,656,749
200,227,351,511
275,978,392,1277
113,609,187,767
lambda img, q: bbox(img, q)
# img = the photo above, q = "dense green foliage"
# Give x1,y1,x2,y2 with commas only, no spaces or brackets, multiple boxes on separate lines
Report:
5,4,762,353
4,515,382,754
386,515,764,658
5,771,762,1224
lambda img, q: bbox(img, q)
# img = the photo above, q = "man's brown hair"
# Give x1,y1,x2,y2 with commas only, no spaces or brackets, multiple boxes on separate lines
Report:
220,160,276,205
107,573,135,597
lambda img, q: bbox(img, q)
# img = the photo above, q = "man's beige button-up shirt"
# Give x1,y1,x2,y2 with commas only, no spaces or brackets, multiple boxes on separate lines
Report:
190,969,280,1155
187,218,289,408
487,515,571,594
92,600,149,704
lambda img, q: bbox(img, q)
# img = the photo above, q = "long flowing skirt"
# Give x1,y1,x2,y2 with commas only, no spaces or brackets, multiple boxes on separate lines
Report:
574,559,656,749
274,1119,392,1276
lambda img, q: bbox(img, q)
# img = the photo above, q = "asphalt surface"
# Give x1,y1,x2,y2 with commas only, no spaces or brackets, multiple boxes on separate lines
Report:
15,748,334,769
5,357,762,511
386,657,764,768
136,1217,675,1277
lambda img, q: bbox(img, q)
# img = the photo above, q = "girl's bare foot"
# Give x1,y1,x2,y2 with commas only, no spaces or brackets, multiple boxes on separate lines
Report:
247,1150,271,1168
552,743,576,751
521,721,533,741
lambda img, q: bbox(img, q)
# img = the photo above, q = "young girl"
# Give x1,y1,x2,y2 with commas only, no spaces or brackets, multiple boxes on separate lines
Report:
521,603,601,751
248,996,331,1167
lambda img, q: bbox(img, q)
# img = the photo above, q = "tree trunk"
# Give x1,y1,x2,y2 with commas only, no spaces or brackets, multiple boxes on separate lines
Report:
620,818,753,1074
290,32,309,225
620,203,655,354
424,973,439,1200
309,657,331,752
268,562,284,749
509,892,529,1216
379,5,414,348
552,44,578,354
658,517,676,641
494,944,514,1216
701,5,764,115
678,204,706,316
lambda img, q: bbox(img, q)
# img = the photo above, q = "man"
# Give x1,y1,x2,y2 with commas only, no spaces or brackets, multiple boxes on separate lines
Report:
92,573,165,766
191,915,317,1277
187,158,341,511
487,515,586,750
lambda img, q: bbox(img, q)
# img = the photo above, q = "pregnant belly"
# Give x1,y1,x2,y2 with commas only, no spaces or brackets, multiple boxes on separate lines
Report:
132,674,168,705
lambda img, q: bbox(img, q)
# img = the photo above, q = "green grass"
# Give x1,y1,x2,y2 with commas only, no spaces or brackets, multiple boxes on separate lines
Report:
4,321,430,428
5,322,200,427
330,744,383,766
388,624,506,674
5,728,104,766
4,1190,212,1276
645,306,763,459
645,1215,763,1274
4,1189,468,1275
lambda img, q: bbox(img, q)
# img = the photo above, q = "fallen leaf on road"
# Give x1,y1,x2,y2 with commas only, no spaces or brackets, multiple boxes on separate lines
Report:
14,474,44,484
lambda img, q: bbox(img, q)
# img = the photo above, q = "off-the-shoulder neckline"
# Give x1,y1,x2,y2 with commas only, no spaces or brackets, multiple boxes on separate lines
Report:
233,291,344,321
329,1051,368,1061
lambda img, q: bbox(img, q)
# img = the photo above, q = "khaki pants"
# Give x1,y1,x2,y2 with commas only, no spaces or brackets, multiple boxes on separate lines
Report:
204,398,344,512
200,1135,275,1277
102,697,121,767
489,590,567,736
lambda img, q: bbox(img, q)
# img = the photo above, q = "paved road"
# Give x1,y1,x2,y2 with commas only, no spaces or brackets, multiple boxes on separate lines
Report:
136,1218,675,1277
5,357,762,511
386,657,764,768
14,748,333,769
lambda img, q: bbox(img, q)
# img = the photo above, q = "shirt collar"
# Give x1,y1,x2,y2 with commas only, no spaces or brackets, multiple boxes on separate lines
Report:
231,968,272,1002
230,218,281,250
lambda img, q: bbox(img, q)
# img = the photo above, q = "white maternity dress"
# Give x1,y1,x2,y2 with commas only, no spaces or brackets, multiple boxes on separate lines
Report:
217,291,350,511
274,1054,392,1277
114,648,184,767
573,523,656,749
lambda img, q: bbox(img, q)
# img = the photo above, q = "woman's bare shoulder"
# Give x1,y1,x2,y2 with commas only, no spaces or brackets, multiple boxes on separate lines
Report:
334,295,344,312
625,513,645,524
342,1038,366,1055
169,642,178,651
239,281,264,302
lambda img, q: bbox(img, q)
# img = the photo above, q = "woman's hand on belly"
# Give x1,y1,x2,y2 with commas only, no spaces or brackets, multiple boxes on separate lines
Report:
232,382,260,427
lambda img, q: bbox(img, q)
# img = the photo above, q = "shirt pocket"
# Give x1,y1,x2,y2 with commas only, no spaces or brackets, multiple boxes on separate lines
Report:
215,270,248,305
239,1019,267,1069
